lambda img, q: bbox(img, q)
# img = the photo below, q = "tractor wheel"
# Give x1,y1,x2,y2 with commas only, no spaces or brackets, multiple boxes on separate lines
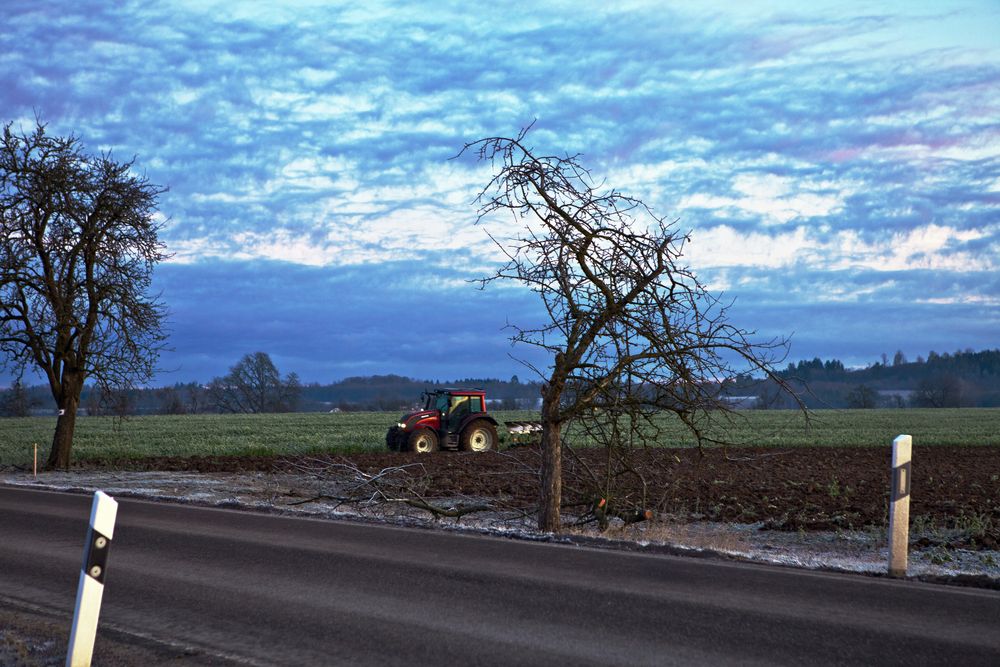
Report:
460,420,498,452
407,428,439,453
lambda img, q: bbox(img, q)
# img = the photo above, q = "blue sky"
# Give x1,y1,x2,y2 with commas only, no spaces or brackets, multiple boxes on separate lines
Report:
2,0,998,384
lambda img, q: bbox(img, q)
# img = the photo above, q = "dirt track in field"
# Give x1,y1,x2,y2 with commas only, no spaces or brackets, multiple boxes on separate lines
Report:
89,445,1000,548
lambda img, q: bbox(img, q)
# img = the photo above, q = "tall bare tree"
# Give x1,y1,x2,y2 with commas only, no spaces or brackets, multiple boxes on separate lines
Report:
912,373,965,408
207,352,301,414
0,379,38,417
846,384,878,409
0,119,167,468
464,128,792,532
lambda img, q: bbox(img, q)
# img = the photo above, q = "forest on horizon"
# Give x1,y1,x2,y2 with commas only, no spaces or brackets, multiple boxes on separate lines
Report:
2,348,999,417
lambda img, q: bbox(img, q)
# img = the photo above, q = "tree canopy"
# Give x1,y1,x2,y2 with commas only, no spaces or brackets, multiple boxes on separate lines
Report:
207,352,301,414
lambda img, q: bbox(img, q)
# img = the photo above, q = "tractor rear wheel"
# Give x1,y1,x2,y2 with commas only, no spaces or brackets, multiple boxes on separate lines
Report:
460,420,498,452
408,428,439,453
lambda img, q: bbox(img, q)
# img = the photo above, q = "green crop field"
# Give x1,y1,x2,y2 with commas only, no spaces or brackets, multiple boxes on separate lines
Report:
1,408,998,466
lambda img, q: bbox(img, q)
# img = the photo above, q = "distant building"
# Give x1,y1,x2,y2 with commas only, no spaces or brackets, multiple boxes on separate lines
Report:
722,396,759,410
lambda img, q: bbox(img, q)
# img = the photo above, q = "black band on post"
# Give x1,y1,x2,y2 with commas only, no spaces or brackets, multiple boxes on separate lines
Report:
82,527,112,584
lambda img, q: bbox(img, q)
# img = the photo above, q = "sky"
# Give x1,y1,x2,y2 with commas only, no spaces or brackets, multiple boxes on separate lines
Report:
2,0,998,385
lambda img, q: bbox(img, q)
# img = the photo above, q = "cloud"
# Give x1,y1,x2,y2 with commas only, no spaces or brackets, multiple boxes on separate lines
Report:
678,172,849,226
686,222,997,276
1,0,997,382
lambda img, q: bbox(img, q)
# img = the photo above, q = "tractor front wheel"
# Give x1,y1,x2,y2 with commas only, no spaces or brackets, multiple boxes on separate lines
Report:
460,420,498,452
408,428,439,453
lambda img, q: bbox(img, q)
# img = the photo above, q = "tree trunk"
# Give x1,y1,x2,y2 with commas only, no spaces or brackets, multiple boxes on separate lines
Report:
538,422,562,531
538,388,563,532
46,378,82,470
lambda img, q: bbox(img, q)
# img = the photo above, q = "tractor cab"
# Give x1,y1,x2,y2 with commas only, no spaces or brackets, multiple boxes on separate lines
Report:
427,390,484,435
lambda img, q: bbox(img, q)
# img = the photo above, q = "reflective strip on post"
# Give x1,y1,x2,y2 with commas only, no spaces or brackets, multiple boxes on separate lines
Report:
66,491,118,667
888,435,912,578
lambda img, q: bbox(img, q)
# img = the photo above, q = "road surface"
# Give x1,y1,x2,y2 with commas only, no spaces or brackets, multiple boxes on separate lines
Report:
2,485,999,665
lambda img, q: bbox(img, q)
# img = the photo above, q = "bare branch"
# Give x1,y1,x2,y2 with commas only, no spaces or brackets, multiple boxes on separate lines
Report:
278,457,529,524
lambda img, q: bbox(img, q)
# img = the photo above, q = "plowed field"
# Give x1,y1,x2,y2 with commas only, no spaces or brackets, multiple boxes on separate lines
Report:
91,445,1000,547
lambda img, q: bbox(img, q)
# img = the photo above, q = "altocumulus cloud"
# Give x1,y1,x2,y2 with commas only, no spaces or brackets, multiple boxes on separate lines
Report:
1,0,997,383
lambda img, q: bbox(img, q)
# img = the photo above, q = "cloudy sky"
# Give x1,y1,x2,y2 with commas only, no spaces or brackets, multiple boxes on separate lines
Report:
3,0,998,384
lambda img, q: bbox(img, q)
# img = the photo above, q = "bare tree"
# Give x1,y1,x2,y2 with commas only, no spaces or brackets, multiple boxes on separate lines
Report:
83,385,136,418
207,352,301,413
463,128,793,532
157,385,187,415
0,119,167,467
182,382,209,414
846,384,878,409
0,379,38,417
754,378,795,410
912,373,965,408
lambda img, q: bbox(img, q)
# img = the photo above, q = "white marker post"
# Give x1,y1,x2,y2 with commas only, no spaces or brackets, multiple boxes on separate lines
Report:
888,435,912,578
66,491,119,667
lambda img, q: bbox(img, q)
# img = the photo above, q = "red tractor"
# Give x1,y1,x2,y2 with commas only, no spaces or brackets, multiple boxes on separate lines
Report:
386,388,500,453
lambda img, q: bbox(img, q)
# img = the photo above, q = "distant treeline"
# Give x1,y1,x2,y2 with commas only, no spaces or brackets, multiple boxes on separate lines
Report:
757,348,1000,409
0,373,543,417
299,374,542,412
3,349,999,417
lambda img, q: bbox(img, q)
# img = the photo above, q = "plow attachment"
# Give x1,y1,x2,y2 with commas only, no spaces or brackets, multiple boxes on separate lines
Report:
504,421,544,446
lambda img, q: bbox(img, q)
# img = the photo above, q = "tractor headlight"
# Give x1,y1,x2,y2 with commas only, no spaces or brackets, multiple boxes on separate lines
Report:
397,422,407,430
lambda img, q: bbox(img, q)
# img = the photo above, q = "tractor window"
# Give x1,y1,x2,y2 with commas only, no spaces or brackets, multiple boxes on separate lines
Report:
449,395,471,421
434,394,449,413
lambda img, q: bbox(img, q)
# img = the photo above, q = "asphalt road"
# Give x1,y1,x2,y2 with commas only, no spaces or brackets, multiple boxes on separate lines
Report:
2,486,999,666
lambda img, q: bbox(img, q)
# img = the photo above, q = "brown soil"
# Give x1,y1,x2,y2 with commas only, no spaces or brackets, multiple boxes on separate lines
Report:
87,445,1000,548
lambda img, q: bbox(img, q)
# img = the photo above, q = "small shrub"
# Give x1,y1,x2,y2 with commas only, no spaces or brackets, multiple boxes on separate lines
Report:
927,547,954,565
